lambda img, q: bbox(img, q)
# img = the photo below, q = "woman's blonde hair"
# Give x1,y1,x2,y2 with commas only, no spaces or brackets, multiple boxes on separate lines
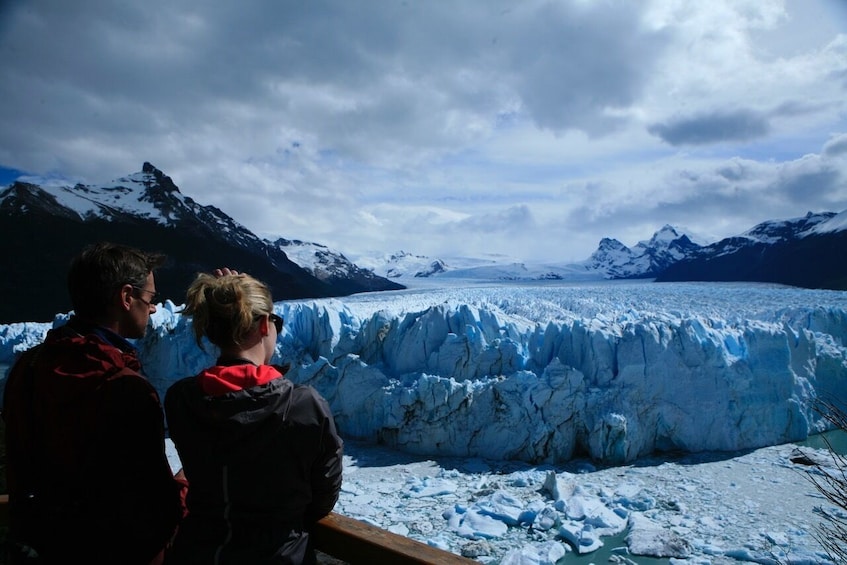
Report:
183,272,274,349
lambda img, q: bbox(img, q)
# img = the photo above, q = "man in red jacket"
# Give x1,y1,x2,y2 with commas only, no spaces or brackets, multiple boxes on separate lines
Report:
3,242,186,564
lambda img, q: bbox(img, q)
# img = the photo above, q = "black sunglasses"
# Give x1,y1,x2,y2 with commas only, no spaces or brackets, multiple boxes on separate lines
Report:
132,286,160,306
269,313,284,334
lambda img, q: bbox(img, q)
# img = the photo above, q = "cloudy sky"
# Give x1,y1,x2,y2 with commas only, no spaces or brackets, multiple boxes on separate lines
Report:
1,1,846,263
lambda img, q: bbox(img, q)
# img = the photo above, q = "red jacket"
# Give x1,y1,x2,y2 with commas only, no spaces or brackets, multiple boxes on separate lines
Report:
3,317,184,564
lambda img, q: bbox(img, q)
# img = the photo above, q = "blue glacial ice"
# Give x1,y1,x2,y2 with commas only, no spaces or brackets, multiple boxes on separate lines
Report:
2,281,846,466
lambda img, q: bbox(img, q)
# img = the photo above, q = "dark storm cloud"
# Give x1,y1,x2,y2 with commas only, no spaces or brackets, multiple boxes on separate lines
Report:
716,160,753,182
496,2,670,135
770,100,830,118
648,109,771,146
458,205,535,234
779,167,842,205
0,0,673,177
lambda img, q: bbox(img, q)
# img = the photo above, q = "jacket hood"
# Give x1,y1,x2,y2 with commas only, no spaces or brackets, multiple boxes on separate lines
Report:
39,317,142,378
170,366,294,461
198,364,283,396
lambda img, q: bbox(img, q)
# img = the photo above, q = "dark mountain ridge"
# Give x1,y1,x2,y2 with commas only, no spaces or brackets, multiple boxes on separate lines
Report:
656,211,847,289
0,163,403,323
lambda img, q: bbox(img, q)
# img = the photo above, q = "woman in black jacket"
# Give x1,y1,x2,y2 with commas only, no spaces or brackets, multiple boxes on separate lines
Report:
164,269,343,564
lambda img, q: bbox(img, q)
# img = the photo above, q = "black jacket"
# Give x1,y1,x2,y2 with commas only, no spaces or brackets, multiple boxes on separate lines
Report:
164,362,343,564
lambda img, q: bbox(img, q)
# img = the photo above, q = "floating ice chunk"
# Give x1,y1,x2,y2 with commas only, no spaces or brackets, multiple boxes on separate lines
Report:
508,470,536,487
344,493,382,510
532,506,558,531
541,470,575,502
342,502,378,519
724,548,762,561
339,483,363,496
558,521,603,554
563,490,592,520
500,541,568,565
475,490,528,526
444,505,509,539
405,476,458,498
425,535,452,552
626,514,691,558
614,493,655,512
700,542,727,556
387,523,409,536
764,530,790,547
582,503,627,534
544,479,627,537
459,539,493,558
613,481,655,512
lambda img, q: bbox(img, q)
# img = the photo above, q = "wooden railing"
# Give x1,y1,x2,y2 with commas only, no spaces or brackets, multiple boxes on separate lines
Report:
0,494,477,564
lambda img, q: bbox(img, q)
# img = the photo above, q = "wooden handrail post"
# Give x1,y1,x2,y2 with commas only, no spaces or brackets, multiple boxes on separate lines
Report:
312,512,477,564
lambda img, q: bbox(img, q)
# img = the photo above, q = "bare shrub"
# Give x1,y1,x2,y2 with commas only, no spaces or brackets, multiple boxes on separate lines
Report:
803,400,847,563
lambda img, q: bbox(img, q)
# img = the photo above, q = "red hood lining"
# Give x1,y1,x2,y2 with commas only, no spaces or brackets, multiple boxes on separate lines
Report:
198,364,284,396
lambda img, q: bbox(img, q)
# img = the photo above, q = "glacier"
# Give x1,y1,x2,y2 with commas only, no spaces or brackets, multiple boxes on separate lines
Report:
2,280,846,466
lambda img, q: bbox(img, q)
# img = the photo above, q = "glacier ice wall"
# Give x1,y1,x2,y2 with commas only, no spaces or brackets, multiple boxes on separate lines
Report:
2,283,846,465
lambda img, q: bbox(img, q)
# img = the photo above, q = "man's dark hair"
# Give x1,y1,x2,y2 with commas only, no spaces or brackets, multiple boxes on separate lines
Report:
67,242,166,319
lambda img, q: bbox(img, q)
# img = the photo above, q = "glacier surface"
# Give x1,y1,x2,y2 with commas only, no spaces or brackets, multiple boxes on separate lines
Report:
2,280,846,465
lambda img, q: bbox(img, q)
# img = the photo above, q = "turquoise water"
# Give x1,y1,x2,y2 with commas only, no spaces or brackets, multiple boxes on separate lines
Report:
797,429,847,455
557,535,669,564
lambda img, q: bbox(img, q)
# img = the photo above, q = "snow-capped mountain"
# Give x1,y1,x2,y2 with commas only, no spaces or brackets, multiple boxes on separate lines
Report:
742,211,835,243
0,162,402,323
689,211,837,259
809,208,847,235
359,212,847,291
657,211,847,289
584,224,703,279
268,238,404,295
353,250,594,282
358,225,705,282
353,250,457,279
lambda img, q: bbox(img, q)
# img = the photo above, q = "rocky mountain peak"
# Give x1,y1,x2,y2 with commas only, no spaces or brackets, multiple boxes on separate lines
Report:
0,165,404,322
590,237,632,260
0,181,81,219
141,162,180,193
648,224,681,243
